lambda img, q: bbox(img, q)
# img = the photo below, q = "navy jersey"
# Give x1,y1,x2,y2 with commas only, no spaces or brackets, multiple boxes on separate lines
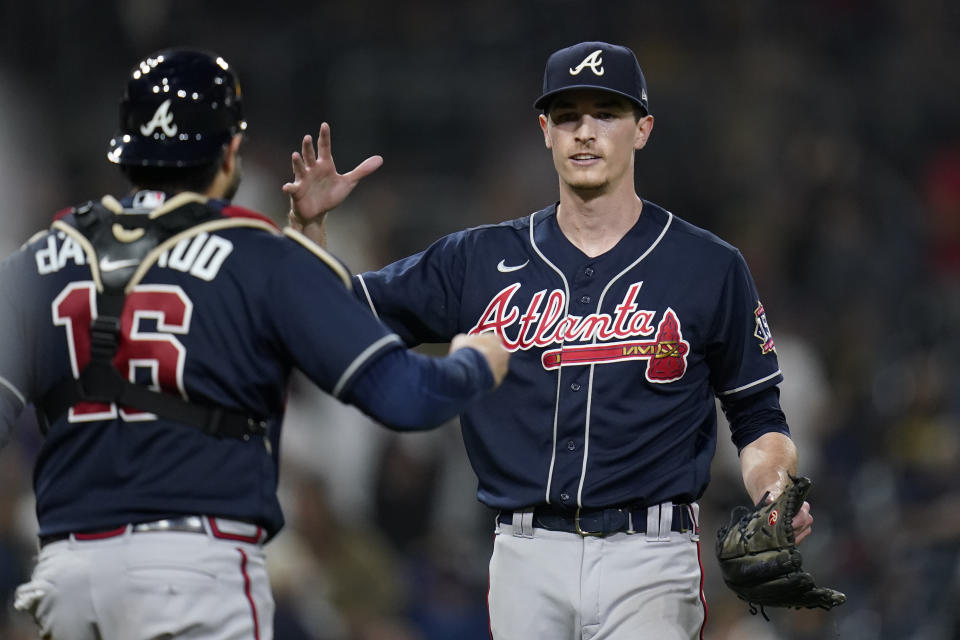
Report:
355,201,786,511
0,194,405,539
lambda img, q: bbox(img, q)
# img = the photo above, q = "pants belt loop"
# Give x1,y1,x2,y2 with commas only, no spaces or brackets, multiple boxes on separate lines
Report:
646,504,660,541
689,503,701,541
659,501,674,541
512,508,535,539
626,509,636,535
200,516,214,538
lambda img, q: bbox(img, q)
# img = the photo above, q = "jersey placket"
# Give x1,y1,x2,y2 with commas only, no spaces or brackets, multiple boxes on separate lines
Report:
549,262,599,508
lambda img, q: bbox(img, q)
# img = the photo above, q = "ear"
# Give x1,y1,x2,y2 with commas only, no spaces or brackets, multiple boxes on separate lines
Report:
222,134,243,173
539,113,552,149
634,115,654,150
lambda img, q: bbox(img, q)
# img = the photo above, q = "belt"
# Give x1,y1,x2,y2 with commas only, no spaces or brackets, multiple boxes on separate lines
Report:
499,503,696,537
39,516,265,548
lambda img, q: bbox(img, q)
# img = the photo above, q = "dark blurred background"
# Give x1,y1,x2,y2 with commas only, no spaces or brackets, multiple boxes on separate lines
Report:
1,1,959,639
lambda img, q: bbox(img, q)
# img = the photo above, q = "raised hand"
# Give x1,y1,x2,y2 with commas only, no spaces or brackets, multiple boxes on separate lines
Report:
282,122,383,227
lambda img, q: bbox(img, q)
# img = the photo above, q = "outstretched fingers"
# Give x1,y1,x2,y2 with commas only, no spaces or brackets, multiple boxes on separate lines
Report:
315,122,332,164
302,132,318,166
282,122,383,214
282,150,305,195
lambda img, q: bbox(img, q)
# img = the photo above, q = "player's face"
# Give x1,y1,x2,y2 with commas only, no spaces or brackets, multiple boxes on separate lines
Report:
539,90,653,194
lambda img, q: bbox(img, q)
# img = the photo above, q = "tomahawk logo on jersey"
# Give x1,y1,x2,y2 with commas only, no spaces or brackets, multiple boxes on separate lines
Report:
355,200,784,512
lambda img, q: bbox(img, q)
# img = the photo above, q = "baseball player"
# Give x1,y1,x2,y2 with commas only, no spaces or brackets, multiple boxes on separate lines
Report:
0,48,509,640
287,41,815,639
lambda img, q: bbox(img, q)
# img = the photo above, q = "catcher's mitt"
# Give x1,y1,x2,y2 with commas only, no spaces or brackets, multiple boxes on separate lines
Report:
715,475,846,617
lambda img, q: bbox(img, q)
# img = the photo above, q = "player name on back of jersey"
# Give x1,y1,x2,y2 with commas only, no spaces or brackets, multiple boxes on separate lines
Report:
34,230,234,282
468,281,690,383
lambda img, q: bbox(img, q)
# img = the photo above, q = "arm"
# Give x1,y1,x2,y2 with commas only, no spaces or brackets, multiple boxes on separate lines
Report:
282,122,383,248
740,432,813,543
343,332,509,430
722,386,813,542
268,236,506,428
739,431,797,505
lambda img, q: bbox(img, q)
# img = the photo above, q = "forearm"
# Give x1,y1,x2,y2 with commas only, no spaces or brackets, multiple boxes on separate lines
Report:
739,431,798,505
343,345,494,430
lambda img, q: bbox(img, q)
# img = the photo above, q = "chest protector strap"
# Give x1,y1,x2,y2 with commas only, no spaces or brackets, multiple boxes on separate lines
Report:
36,197,268,441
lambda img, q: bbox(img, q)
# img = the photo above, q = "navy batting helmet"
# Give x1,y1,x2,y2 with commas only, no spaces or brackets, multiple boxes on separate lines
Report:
107,49,246,168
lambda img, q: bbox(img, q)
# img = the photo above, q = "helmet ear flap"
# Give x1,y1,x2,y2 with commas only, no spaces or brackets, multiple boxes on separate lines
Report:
107,49,246,168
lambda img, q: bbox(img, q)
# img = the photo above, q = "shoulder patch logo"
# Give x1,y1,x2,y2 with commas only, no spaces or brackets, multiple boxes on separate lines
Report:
754,302,776,354
569,50,604,76
140,99,178,137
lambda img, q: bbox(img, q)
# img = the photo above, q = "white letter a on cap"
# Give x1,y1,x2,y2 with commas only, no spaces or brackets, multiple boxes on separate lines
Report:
569,50,604,76
140,99,178,136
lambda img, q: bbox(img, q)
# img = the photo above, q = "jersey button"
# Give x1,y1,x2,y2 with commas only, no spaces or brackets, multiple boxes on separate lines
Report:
570,382,581,391
566,440,576,451
579,295,591,304
584,267,594,277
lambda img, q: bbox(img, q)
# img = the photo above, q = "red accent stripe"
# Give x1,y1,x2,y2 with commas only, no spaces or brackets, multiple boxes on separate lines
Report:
220,205,280,229
238,548,261,640
695,538,708,639
208,517,263,543
487,532,495,640
73,526,127,540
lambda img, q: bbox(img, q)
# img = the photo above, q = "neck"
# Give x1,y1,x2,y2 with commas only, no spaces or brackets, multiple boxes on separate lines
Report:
555,182,643,258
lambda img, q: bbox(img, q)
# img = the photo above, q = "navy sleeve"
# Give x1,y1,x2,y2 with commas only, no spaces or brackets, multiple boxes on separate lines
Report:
264,236,405,398
719,385,790,452
342,346,494,430
353,231,468,345
706,250,783,400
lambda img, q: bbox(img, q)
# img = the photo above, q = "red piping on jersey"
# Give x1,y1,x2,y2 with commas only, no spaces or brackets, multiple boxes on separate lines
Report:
208,517,263,544
238,548,261,640
221,205,280,229
73,526,128,540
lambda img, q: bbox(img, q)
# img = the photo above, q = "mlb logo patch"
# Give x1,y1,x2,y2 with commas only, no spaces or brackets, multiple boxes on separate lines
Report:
753,302,776,354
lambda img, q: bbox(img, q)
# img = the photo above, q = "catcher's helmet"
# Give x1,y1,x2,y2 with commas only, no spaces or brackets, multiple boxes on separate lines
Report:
107,49,246,168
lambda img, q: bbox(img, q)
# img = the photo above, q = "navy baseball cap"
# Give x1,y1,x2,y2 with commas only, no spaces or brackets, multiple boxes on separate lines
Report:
534,41,650,115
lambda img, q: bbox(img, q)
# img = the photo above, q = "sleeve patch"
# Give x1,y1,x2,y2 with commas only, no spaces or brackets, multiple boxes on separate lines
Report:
753,301,776,354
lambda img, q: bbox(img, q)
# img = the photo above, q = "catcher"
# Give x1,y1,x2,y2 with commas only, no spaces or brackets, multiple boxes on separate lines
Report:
717,475,847,618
